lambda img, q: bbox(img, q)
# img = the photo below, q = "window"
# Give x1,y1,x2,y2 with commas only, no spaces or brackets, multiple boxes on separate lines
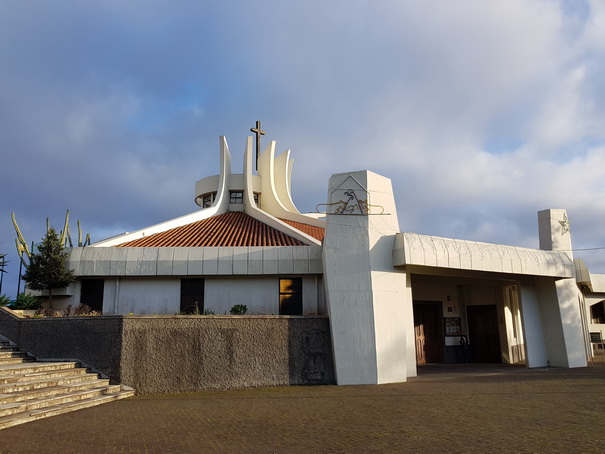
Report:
202,192,216,208
591,301,605,324
230,191,243,204
279,278,302,315
253,193,260,207
80,279,104,313
180,279,204,314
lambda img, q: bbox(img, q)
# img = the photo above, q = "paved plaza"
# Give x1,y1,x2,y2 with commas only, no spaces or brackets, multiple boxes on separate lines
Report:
1,360,604,453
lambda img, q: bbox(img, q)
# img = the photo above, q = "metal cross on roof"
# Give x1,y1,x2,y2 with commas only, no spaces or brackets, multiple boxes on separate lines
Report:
250,120,266,171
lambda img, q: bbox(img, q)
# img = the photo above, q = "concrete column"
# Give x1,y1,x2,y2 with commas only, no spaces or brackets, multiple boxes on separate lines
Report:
538,209,573,260
521,277,587,368
400,270,417,378
537,209,586,367
545,278,587,368
534,277,569,366
323,171,413,385
519,282,548,367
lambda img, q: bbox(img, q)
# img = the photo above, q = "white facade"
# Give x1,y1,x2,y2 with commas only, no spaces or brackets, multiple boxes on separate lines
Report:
83,275,323,316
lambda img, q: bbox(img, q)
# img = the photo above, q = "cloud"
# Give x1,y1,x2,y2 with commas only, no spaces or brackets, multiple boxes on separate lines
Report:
1,0,605,297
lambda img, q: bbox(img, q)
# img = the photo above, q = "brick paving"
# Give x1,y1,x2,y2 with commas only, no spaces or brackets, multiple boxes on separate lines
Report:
1,360,604,454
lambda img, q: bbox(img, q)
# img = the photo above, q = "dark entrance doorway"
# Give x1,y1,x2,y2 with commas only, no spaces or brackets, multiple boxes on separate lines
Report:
413,301,443,364
467,305,501,363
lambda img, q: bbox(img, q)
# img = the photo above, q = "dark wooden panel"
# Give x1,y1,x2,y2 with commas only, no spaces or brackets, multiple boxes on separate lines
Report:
414,302,443,364
467,305,501,363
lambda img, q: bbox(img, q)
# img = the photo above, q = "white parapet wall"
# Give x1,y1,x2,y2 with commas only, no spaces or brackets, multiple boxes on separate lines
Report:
68,246,323,277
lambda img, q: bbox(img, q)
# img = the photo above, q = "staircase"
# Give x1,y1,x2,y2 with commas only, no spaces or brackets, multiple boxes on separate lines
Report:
0,339,134,430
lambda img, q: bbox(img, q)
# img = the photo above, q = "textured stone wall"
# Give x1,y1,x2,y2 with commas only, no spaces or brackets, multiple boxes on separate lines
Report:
0,308,123,380
0,308,20,343
0,308,334,394
120,316,334,394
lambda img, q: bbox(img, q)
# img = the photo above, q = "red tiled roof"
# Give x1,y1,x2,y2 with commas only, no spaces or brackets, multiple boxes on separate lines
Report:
116,212,311,247
279,218,325,242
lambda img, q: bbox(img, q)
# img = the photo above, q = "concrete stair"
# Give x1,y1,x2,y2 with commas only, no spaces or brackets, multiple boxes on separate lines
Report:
0,339,134,430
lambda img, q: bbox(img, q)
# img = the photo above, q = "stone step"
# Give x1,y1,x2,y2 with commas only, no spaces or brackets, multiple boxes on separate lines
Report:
0,357,34,365
0,384,124,418
0,379,112,405
0,361,80,376
0,366,88,385
0,373,101,394
0,389,134,430
0,340,133,430
0,351,28,359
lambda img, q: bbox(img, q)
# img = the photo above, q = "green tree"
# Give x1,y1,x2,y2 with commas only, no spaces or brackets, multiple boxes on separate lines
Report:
22,227,75,310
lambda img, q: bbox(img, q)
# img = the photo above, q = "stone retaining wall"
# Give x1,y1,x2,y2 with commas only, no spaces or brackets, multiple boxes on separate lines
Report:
0,308,334,394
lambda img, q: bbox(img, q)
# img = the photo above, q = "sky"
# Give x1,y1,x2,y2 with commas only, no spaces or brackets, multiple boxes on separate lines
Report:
1,0,605,298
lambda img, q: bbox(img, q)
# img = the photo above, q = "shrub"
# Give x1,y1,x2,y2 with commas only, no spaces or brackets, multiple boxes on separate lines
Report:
34,306,54,317
0,294,11,307
74,304,92,316
12,293,41,310
230,304,248,315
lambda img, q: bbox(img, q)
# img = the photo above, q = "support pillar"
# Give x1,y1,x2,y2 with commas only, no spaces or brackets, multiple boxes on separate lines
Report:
323,171,414,384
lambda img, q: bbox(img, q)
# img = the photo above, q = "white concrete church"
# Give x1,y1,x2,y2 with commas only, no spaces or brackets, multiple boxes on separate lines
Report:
60,131,605,385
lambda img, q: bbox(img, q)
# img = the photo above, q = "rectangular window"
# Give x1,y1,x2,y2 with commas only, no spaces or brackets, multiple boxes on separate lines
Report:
202,193,215,208
230,191,243,204
180,279,204,314
591,301,605,324
279,278,302,315
80,279,104,313
253,193,260,207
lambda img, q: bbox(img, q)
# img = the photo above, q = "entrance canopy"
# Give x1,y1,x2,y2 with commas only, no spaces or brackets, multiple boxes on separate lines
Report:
393,232,575,279
394,231,586,370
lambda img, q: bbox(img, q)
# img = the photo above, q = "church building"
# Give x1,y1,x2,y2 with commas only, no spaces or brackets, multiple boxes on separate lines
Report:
69,134,325,318
58,130,604,385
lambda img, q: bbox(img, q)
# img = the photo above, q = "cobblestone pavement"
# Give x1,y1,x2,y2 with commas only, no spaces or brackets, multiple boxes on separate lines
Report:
1,361,604,454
